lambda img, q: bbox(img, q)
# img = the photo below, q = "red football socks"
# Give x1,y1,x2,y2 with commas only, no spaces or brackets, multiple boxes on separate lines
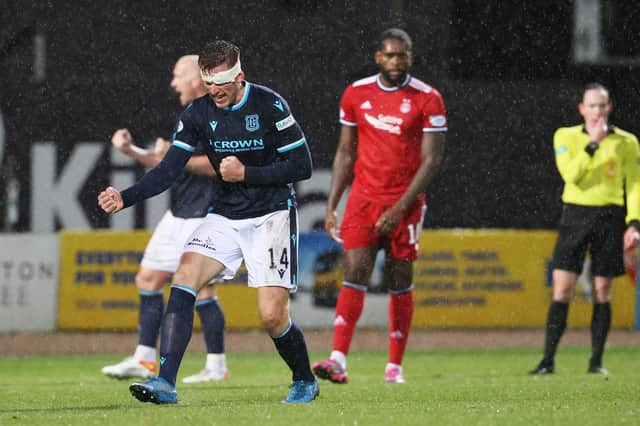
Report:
331,284,366,355
388,290,414,365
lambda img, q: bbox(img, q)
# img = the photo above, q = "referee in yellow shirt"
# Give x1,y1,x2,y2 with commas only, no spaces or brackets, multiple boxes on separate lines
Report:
530,83,640,376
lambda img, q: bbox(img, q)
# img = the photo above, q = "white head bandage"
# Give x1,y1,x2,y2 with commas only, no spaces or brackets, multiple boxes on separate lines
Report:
200,58,242,85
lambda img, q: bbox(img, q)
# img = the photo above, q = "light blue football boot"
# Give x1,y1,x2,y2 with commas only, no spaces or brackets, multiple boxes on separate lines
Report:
282,379,319,403
129,377,178,404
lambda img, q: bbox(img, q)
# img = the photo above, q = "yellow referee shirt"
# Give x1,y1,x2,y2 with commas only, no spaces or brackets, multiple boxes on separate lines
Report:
553,124,640,224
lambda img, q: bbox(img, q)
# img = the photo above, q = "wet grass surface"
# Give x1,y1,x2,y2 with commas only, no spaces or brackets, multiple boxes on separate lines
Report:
1,347,639,425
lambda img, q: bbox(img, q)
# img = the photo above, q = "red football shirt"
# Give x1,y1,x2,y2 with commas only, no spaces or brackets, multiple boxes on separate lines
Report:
339,74,447,201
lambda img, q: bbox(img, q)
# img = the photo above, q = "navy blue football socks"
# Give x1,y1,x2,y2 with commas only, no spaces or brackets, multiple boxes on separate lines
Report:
159,286,196,385
138,291,164,348
196,297,225,354
273,321,315,382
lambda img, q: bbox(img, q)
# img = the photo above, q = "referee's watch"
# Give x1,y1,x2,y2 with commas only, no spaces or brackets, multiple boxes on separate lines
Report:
585,141,599,156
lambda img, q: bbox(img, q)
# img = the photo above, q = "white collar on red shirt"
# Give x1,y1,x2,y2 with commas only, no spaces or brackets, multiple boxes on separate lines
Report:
376,73,411,92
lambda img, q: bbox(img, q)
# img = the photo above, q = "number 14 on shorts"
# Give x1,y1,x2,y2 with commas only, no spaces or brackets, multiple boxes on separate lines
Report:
269,247,289,278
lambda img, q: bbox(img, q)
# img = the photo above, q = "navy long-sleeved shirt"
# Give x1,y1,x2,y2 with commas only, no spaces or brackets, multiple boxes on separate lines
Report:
121,82,312,219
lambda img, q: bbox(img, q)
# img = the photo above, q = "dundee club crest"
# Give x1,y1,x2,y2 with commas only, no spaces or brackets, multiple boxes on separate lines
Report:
245,114,260,132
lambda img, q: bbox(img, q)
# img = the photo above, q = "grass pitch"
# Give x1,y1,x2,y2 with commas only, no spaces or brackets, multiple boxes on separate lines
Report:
1,347,639,425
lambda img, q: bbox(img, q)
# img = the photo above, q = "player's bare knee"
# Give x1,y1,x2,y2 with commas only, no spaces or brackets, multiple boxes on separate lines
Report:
260,315,284,335
593,293,610,303
343,265,374,286
135,270,164,291
592,287,611,303
259,308,288,335
388,281,412,293
134,271,150,290
173,265,199,288
196,285,216,300
552,287,574,303
344,248,377,283
592,278,612,303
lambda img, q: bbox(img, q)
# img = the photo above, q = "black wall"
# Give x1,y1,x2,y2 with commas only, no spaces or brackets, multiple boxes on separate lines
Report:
1,0,639,230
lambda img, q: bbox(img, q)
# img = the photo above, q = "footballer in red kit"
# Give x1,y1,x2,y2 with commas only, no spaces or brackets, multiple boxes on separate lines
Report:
313,28,447,385
340,74,447,201
339,73,447,260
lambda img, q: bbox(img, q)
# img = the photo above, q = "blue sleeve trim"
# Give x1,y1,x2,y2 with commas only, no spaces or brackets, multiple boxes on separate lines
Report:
172,140,195,152
277,137,306,153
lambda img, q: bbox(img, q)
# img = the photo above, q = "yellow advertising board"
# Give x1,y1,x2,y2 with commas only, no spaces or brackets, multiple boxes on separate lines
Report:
57,229,636,330
58,231,260,330
414,229,635,327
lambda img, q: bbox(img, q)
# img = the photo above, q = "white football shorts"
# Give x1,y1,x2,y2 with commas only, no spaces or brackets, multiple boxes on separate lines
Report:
183,208,299,291
141,210,229,284
141,210,204,272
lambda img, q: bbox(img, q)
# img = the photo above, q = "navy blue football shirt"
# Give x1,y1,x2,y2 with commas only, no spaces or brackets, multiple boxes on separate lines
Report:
120,81,312,218
170,141,217,219
173,82,312,219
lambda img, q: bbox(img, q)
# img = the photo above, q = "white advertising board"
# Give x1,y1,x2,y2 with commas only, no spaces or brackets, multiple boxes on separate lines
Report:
0,234,58,331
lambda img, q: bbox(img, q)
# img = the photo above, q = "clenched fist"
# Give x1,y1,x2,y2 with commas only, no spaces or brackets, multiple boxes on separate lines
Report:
98,186,124,213
220,156,245,182
112,129,133,152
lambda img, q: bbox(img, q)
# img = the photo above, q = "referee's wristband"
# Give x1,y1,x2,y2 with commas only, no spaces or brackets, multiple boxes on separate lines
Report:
585,141,599,156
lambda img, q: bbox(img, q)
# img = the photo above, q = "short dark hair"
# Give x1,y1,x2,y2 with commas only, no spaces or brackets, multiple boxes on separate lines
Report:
582,82,611,103
378,28,412,51
198,40,240,70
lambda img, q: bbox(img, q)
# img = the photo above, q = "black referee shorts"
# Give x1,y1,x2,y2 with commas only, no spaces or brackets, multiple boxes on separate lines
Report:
551,203,626,278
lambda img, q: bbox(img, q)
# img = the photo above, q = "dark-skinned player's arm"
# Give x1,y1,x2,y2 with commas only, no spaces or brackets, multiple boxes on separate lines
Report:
375,131,446,235
324,125,358,242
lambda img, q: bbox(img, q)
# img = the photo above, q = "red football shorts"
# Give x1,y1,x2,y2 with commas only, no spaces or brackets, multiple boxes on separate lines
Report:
340,191,426,261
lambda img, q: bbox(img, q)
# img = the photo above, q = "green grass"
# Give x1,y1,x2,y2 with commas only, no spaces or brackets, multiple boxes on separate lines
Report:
1,348,640,425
